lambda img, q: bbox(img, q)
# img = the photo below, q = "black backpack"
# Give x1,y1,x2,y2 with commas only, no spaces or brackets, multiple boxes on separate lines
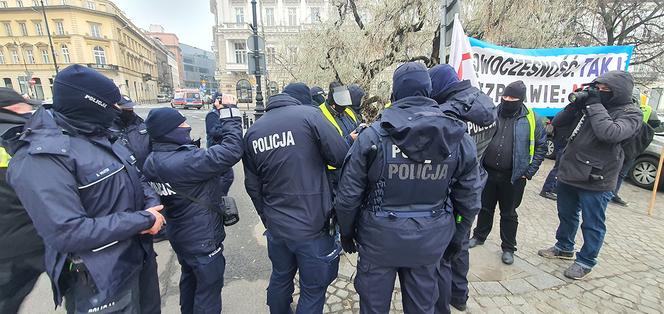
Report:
622,122,655,161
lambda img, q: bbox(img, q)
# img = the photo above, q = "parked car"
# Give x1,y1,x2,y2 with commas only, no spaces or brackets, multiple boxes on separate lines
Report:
157,94,171,103
629,114,664,190
171,89,203,110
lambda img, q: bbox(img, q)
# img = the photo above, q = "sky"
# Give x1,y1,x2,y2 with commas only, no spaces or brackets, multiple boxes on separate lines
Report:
113,0,215,51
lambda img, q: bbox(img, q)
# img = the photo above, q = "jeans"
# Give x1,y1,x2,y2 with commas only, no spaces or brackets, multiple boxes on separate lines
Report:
614,159,635,196
473,169,527,252
555,182,612,269
0,251,44,314
266,231,339,314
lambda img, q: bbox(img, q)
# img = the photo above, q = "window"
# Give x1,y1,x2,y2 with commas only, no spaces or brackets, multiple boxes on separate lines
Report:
0,49,4,64
86,1,95,10
19,22,28,36
93,46,105,64
3,78,12,89
0,1,7,8
61,44,70,63
235,7,244,24
61,0,66,4
265,8,275,26
41,49,49,63
310,7,321,22
288,47,297,63
31,0,36,5
90,23,101,38
33,78,44,100
26,49,35,64
288,8,297,26
266,47,276,64
17,76,28,94
3,22,12,36
16,0,23,7
11,49,19,64
55,20,64,35
34,22,43,36
234,42,246,64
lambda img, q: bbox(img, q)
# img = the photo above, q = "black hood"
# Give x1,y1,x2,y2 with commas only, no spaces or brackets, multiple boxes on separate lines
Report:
0,109,29,134
592,71,634,106
380,96,467,163
283,83,313,106
266,93,301,111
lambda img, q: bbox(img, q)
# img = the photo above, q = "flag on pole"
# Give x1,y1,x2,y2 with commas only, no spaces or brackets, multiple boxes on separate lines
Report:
448,14,479,88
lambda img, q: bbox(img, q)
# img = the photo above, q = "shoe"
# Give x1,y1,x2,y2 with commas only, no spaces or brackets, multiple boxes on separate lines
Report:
468,237,484,248
564,263,592,280
540,191,557,201
611,195,628,207
451,302,467,311
501,251,514,265
538,246,575,260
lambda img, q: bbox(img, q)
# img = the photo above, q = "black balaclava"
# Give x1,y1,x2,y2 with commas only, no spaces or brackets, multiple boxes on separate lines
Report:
119,109,137,125
500,80,527,116
592,71,635,108
159,127,192,145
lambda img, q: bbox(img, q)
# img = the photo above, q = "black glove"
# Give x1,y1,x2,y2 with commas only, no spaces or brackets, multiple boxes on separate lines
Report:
341,235,357,254
585,88,601,106
443,240,462,261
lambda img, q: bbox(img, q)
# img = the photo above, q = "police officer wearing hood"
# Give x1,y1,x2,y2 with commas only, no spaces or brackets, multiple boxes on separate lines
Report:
243,92,348,314
110,95,150,170
310,86,327,107
539,71,642,280
142,104,243,313
6,64,165,313
334,62,483,314
284,82,315,107
206,92,236,196
428,64,496,313
0,88,44,313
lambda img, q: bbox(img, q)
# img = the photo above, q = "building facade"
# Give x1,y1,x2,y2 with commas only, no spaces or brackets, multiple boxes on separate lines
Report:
0,0,161,102
180,43,217,93
148,24,183,89
210,0,329,110
151,36,174,95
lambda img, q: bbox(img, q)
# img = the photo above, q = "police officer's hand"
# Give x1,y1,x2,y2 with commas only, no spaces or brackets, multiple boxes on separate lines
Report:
142,205,165,235
350,131,359,141
341,235,357,254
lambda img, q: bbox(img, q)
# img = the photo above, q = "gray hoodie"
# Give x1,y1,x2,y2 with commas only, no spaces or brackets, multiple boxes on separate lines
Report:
553,71,642,192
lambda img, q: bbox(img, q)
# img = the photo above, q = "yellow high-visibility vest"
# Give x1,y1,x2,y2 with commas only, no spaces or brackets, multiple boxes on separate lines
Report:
319,103,357,170
525,107,536,163
0,147,11,168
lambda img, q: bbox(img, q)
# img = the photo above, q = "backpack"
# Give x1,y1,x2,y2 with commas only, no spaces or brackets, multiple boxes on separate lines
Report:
622,122,655,161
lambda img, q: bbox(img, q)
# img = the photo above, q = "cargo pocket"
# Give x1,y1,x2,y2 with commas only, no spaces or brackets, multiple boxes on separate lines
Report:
571,153,604,182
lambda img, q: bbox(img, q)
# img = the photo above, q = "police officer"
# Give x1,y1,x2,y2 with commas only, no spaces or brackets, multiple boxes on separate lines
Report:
110,95,151,170
143,105,243,314
334,62,483,314
205,92,235,195
243,93,348,314
310,86,326,106
283,82,314,107
428,64,497,313
6,64,165,313
0,88,44,313
348,84,366,121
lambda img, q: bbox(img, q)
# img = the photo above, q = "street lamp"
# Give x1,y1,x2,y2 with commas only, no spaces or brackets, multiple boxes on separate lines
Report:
250,0,264,119
38,0,59,74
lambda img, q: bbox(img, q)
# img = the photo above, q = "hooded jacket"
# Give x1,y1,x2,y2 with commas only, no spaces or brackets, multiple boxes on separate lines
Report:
206,108,236,195
283,82,313,107
334,96,483,267
143,109,243,256
0,109,44,260
110,113,150,170
554,71,642,192
5,107,160,306
243,94,349,241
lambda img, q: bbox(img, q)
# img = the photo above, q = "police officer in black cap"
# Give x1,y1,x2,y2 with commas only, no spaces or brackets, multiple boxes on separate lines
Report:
6,64,165,313
143,105,243,314
110,95,151,170
335,62,483,314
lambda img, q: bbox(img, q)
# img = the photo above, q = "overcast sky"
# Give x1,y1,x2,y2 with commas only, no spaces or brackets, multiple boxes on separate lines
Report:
113,0,215,51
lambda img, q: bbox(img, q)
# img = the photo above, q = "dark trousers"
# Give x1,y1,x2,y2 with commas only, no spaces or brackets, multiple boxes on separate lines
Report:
614,159,635,196
177,247,226,314
436,229,470,314
64,269,141,314
139,253,161,314
355,258,439,314
541,141,565,193
473,169,527,252
266,231,338,314
555,182,612,269
0,250,44,314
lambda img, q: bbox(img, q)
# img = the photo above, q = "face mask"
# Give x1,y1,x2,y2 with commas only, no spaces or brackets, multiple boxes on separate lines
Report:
119,110,136,124
600,91,614,107
158,127,192,145
501,99,522,115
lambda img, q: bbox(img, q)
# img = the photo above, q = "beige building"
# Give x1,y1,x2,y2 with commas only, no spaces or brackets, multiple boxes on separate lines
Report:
0,0,159,102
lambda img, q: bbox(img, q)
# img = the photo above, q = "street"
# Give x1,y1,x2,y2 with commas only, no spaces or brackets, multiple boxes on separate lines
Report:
20,105,664,313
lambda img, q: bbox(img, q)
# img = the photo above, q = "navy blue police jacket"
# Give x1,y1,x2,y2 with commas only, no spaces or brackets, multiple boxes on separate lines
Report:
143,109,243,256
5,108,160,306
110,114,150,170
206,108,235,195
334,96,483,267
243,94,349,241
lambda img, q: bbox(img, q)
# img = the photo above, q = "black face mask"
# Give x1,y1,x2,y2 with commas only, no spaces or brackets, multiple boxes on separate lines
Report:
600,91,615,107
119,110,136,125
501,99,523,116
158,127,192,145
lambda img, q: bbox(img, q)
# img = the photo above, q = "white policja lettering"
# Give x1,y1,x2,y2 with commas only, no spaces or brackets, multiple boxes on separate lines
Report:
252,131,295,154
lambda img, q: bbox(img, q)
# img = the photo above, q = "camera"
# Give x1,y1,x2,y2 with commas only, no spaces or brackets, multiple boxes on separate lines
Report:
568,84,597,105
221,196,239,226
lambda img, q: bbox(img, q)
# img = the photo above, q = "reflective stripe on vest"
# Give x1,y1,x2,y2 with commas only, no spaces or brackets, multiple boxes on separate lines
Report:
525,107,536,163
641,104,652,123
0,147,11,168
319,103,357,170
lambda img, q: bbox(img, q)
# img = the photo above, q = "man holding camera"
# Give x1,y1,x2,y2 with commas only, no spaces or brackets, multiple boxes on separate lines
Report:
142,105,243,313
538,71,642,280
206,92,236,196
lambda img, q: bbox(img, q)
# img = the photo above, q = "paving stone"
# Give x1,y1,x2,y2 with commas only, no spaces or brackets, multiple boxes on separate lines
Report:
472,281,509,296
329,303,344,312
476,296,497,308
506,295,527,305
525,273,566,290
336,289,349,299
611,297,634,308
328,295,341,303
500,278,537,294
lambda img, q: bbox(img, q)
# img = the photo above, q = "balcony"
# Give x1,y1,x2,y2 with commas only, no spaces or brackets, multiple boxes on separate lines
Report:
225,63,248,73
86,63,119,71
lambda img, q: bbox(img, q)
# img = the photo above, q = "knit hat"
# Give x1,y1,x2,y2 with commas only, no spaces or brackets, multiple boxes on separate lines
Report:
392,62,432,101
502,81,527,100
145,107,186,139
51,64,122,127
428,64,460,99
118,95,136,109
283,82,313,106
